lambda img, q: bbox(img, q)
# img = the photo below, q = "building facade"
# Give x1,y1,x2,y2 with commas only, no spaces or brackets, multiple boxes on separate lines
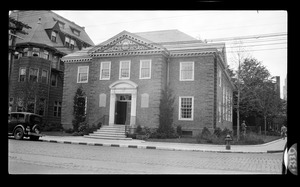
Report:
61,30,234,136
8,11,94,125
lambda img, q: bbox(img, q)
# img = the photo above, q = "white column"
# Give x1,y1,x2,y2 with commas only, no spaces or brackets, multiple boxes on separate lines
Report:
109,92,116,126
130,91,137,127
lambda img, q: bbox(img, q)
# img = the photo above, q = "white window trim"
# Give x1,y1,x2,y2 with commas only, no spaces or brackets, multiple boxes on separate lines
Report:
119,60,131,80
100,61,111,80
139,59,151,79
178,96,194,121
179,61,194,81
77,66,89,83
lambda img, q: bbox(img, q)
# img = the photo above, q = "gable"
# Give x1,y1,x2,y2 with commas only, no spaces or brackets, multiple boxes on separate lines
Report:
89,31,168,57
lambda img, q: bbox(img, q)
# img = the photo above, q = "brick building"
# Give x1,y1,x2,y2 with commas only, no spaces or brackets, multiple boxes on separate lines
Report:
61,30,234,136
8,11,94,125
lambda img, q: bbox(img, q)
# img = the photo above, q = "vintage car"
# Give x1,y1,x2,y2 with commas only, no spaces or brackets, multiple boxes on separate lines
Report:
8,112,43,140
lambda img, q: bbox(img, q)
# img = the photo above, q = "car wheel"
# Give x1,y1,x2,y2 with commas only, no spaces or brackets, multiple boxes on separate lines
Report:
14,127,24,140
30,136,39,141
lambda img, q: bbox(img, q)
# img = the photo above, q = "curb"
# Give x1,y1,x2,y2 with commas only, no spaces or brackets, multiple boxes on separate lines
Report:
40,139,282,154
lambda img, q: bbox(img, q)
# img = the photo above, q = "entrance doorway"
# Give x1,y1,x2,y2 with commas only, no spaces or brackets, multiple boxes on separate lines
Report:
114,94,131,125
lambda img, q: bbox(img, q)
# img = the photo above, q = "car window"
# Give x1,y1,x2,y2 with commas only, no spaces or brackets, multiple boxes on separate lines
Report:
18,114,25,123
10,114,18,122
30,115,42,124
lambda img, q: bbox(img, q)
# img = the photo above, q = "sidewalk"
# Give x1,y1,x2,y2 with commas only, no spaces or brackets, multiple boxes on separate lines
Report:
39,135,287,154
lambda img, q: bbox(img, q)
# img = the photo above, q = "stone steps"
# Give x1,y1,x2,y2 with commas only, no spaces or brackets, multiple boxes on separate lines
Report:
84,125,132,140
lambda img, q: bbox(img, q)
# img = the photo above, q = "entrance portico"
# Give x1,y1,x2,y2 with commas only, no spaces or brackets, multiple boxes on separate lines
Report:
108,80,138,127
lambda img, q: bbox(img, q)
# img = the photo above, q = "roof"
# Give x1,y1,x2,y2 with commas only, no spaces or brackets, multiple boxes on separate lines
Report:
9,10,94,54
62,30,226,65
134,29,199,44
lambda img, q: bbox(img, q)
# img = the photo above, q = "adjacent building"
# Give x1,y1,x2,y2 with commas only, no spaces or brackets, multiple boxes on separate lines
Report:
61,29,234,136
8,10,94,125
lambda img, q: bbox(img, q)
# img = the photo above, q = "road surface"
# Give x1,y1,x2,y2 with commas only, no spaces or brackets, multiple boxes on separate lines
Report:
8,139,283,174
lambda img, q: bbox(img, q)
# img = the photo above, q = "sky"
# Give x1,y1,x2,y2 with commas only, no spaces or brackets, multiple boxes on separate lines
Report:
52,10,287,98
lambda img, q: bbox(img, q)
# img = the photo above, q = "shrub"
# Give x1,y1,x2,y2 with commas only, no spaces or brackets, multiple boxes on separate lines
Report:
176,125,182,137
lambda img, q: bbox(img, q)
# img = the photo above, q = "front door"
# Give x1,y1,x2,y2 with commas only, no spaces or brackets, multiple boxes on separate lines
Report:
115,101,127,125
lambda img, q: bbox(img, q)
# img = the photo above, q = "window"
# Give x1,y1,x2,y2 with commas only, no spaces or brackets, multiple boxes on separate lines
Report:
77,66,89,83
119,61,130,79
54,101,62,117
41,70,48,84
58,22,64,29
179,96,194,120
32,48,40,57
73,29,80,36
100,61,111,80
38,98,46,116
23,48,28,57
29,68,39,82
70,39,75,50
43,50,49,60
51,73,57,87
65,36,70,47
180,62,194,81
99,93,106,107
19,67,26,82
140,60,151,79
51,31,57,42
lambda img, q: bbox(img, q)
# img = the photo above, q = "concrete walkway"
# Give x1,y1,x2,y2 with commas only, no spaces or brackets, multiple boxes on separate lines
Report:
39,135,287,154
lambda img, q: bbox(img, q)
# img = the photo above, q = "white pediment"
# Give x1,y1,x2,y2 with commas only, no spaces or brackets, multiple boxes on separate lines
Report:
90,31,165,55
109,80,138,89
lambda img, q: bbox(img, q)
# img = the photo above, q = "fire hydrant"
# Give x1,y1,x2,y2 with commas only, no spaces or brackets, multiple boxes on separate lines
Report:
225,134,232,150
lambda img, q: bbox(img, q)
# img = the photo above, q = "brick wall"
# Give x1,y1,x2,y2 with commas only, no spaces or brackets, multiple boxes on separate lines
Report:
61,61,91,129
169,55,216,136
9,56,64,125
62,54,167,129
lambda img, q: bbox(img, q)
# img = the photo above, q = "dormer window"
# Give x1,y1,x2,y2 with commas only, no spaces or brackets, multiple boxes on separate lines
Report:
51,31,57,42
73,29,80,36
58,22,64,29
53,18,65,29
32,48,40,57
65,36,70,47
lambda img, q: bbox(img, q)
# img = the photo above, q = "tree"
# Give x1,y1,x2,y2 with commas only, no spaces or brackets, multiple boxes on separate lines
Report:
252,80,281,135
158,84,175,137
73,86,86,131
237,57,281,135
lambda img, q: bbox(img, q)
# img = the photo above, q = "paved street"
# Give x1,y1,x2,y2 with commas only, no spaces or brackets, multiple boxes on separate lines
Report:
8,139,283,174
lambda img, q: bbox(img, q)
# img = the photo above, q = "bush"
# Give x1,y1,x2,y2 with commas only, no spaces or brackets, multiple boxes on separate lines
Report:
176,125,182,137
